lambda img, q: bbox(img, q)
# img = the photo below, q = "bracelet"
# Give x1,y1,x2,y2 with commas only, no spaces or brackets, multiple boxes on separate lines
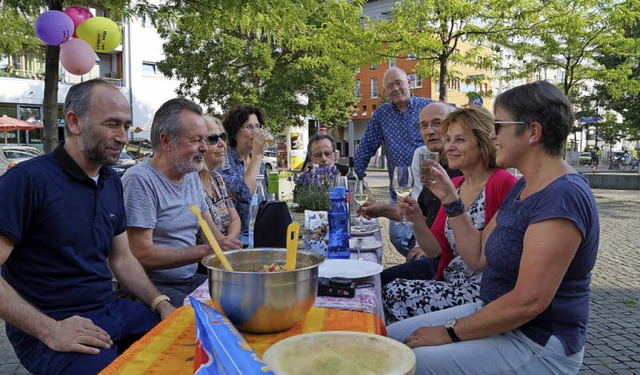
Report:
150,294,171,313
443,198,465,217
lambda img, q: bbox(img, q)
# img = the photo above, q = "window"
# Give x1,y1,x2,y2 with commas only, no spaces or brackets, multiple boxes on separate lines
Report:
408,73,422,88
371,78,378,98
142,62,163,77
388,58,396,68
354,80,361,97
370,62,378,71
362,105,368,116
407,52,416,60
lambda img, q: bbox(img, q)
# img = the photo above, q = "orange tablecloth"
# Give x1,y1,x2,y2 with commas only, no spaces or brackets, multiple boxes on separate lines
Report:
100,304,386,375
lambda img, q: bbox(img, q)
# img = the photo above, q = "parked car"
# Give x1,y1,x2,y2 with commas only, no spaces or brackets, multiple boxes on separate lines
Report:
579,152,592,165
0,145,43,175
263,150,277,172
125,138,153,159
112,150,139,176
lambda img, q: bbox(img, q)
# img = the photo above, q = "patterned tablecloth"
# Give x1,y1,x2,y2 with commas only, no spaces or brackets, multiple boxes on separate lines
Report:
99,304,386,375
184,219,385,318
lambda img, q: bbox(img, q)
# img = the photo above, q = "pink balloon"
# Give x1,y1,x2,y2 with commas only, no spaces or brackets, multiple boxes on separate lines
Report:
34,10,74,46
64,6,93,38
60,38,95,75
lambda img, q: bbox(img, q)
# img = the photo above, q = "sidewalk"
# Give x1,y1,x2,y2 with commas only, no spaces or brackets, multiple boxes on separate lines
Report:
1,182,639,374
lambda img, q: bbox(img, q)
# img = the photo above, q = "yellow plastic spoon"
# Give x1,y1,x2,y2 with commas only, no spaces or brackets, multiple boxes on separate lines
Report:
191,206,233,271
285,222,300,271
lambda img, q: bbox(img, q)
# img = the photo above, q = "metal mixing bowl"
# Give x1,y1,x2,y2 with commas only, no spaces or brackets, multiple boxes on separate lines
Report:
202,248,324,333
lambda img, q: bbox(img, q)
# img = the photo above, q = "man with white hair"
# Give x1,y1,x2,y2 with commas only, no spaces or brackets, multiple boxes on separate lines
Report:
360,102,462,284
123,98,242,307
354,67,434,256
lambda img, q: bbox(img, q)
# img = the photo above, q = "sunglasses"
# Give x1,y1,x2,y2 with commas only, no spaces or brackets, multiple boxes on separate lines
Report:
207,133,228,144
494,121,526,135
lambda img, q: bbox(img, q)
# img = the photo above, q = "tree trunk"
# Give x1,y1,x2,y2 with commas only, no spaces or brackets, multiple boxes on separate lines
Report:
438,57,447,102
43,45,60,153
43,0,64,153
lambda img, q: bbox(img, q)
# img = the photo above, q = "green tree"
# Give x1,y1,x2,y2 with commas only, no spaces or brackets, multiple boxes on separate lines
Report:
598,112,627,149
505,0,639,98
367,0,542,101
1,0,137,152
595,18,640,136
149,0,374,131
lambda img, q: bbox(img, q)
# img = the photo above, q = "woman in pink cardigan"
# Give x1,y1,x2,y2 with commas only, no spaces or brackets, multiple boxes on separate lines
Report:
383,107,516,322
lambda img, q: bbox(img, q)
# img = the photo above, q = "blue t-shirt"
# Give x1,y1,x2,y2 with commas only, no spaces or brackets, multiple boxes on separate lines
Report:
354,95,432,197
0,144,124,319
481,174,599,355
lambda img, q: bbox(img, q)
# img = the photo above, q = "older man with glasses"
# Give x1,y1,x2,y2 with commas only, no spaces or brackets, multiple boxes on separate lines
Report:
360,102,463,284
302,133,349,175
354,67,434,257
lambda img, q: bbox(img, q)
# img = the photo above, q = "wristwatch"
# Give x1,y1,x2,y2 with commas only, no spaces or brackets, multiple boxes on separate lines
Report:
444,318,461,342
150,294,171,313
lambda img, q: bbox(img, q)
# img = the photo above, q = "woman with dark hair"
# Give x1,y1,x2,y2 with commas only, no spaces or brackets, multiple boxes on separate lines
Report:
387,81,599,374
218,105,270,245
384,106,516,322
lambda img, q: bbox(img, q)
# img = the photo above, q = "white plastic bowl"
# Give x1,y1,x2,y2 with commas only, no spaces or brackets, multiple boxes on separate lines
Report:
262,331,416,375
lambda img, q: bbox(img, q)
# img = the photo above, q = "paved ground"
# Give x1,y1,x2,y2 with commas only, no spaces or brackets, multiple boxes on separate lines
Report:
1,171,638,374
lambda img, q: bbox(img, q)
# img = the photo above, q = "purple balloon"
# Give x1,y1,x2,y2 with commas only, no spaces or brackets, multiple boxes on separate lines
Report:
34,10,74,46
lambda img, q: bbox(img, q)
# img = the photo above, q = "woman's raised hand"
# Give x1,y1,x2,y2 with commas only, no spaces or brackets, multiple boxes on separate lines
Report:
396,195,422,224
252,128,269,153
423,164,458,203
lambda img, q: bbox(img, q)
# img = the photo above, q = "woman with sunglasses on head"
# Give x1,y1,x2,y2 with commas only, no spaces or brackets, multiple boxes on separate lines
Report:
198,117,241,241
218,105,270,245
387,81,599,375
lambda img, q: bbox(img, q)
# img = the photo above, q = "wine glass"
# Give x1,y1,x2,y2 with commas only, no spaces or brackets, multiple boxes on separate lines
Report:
352,180,369,226
392,166,414,226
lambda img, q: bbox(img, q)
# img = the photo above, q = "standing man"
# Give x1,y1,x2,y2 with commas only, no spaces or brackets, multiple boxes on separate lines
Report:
354,67,433,255
360,102,462,284
123,98,242,308
0,79,175,375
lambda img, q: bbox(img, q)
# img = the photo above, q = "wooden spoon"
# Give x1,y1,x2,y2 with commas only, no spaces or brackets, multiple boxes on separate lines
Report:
285,222,300,271
191,206,233,271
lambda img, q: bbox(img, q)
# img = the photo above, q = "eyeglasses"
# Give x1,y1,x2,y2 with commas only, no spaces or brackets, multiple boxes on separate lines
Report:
420,120,442,130
207,133,228,144
243,124,263,132
385,79,406,91
494,121,526,135
312,151,334,159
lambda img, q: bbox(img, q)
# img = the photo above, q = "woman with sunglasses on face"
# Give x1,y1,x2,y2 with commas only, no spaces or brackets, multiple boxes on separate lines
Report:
218,106,270,245
387,81,599,375
198,117,241,241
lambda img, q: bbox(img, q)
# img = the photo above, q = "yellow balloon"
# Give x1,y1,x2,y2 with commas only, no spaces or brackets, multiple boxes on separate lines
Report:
76,17,122,52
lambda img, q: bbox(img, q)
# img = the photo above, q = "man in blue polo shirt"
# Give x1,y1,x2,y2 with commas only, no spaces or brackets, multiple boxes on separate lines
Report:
354,67,433,256
0,79,175,375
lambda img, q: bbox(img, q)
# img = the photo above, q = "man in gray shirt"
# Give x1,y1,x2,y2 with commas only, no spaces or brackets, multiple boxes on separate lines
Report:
123,98,242,307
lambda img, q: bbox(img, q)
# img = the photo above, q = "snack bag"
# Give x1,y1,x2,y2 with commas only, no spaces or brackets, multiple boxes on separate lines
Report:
304,210,329,257
191,297,274,374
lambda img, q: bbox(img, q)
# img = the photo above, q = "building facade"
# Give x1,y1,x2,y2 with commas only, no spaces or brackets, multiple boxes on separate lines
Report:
0,5,182,150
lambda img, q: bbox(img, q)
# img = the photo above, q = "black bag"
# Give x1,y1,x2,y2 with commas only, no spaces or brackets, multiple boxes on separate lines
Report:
254,201,293,248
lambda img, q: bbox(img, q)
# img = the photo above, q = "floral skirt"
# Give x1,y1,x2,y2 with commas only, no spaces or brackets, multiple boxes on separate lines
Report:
383,257,482,323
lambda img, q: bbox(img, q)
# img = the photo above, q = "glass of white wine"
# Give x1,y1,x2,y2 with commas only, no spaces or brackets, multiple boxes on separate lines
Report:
352,180,369,226
392,165,414,226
